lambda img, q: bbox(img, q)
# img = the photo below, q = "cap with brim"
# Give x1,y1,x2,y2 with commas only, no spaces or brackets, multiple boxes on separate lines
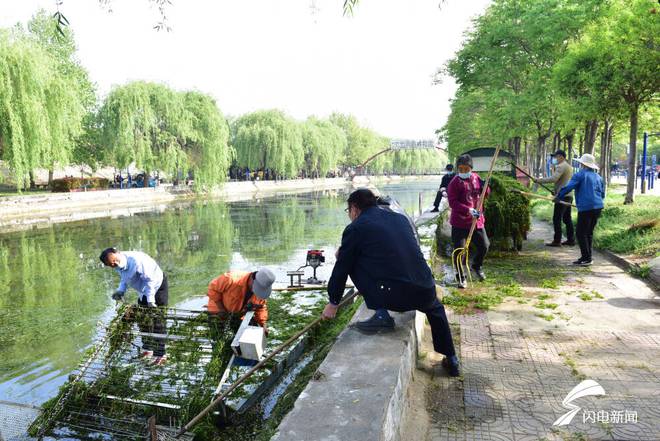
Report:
551,150,566,158
253,268,276,300
575,153,599,170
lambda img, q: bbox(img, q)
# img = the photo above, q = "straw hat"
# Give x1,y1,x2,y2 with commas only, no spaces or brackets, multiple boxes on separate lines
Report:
575,153,599,170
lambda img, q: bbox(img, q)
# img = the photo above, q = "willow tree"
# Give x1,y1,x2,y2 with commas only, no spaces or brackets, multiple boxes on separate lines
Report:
182,92,233,190
28,10,97,177
0,29,85,190
97,81,231,189
301,117,346,178
329,113,387,168
231,110,304,179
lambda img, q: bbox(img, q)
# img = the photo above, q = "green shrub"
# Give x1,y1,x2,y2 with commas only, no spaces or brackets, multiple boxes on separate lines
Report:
51,177,109,192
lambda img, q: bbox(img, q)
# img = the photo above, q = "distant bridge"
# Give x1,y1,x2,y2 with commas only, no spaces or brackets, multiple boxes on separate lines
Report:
389,139,439,150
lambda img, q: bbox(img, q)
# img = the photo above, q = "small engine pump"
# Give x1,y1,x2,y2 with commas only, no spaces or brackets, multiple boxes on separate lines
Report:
304,249,325,284
287,249,326,287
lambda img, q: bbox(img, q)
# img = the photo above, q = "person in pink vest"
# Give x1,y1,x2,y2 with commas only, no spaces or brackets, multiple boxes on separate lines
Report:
447,154,491,288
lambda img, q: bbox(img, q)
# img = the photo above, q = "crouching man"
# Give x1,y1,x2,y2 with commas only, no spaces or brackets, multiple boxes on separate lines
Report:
321,189,460,376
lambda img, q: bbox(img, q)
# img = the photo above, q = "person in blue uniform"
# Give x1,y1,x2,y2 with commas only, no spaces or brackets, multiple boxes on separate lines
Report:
321,189,459,376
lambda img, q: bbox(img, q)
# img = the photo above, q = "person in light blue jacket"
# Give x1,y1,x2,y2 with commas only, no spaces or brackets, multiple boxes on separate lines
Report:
556,154,605,266
100,248,169,365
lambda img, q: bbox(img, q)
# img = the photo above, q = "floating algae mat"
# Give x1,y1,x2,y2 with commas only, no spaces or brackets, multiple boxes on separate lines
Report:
29,288,349,440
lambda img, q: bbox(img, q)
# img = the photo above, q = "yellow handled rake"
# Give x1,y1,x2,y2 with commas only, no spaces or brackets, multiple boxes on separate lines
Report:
451,144,502,287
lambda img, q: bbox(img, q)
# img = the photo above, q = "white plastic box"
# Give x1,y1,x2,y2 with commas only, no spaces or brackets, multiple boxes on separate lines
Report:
238,325,265,361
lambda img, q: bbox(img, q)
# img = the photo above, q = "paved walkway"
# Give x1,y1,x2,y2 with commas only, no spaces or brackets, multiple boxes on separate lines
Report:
409,220,660,441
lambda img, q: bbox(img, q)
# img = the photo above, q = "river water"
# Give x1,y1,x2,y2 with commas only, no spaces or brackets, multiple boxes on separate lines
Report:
0,179,441,408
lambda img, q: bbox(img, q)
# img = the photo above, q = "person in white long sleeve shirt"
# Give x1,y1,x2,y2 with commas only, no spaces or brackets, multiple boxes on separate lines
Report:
100,248,169,364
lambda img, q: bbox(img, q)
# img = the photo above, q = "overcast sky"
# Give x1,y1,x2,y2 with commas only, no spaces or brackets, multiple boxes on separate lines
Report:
1,0,490,141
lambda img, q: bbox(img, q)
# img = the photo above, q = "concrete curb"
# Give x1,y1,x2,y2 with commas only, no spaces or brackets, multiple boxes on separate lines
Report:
599,248,659,292
271,304,420,441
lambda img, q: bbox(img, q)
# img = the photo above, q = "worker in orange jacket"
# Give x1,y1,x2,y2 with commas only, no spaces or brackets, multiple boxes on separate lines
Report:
207,268,275,335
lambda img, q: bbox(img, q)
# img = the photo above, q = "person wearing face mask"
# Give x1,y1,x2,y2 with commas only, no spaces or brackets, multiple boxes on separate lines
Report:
321,189,460,376
447,154,491,288
99,248,169,365
533,150,575,247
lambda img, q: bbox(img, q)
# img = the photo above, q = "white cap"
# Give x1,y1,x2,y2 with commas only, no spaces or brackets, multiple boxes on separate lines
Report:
253,268,276,299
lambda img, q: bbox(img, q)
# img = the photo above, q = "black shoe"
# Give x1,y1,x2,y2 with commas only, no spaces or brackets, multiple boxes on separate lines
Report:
572,258,592,266
545,242,562,247
441,356,460,377
430,207,439,212
355,312,395,333
562,240,576,246
472,267,486,282
455,274,467,289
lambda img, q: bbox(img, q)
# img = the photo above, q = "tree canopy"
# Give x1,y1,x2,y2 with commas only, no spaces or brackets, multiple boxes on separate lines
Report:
0,23,87,189
231,109,304,179
97,81,232,190
440,0,659,203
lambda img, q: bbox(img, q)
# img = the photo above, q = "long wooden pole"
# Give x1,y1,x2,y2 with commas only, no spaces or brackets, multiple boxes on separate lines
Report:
175,288,359,438
508,161,555,195
510,189,576,207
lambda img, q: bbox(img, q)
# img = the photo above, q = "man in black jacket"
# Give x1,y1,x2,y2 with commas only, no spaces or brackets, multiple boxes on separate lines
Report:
321,189,460,376
431,164,456,212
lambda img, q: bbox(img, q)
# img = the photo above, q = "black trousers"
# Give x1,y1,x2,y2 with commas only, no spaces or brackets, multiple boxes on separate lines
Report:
576,209,601,261
433,190,443,208
137,275,168,356
552,198,574,243
451,227,490,272
361,282,457,357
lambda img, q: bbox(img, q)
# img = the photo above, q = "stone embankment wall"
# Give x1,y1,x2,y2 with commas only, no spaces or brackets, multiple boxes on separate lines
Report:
0,175,441,233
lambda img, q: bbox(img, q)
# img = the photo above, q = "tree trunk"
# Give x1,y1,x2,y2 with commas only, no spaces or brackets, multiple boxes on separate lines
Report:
624,105,639,204
599,119,609,182
536,137,547,176
607,124,614,185
513,137,521,165
48,168,54,188
566,131,574,161
584,120,598,155
578,134,584,157
29,171,36,190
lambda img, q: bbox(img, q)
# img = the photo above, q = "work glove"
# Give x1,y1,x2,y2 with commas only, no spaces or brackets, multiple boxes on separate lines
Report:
112,291,125,302
469,208,481,219
552,196,560,204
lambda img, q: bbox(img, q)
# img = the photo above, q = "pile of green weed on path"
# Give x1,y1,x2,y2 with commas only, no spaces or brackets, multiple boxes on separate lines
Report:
531,191,660,258
433,173,531,254
440,251,585,314
483,173,531,251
